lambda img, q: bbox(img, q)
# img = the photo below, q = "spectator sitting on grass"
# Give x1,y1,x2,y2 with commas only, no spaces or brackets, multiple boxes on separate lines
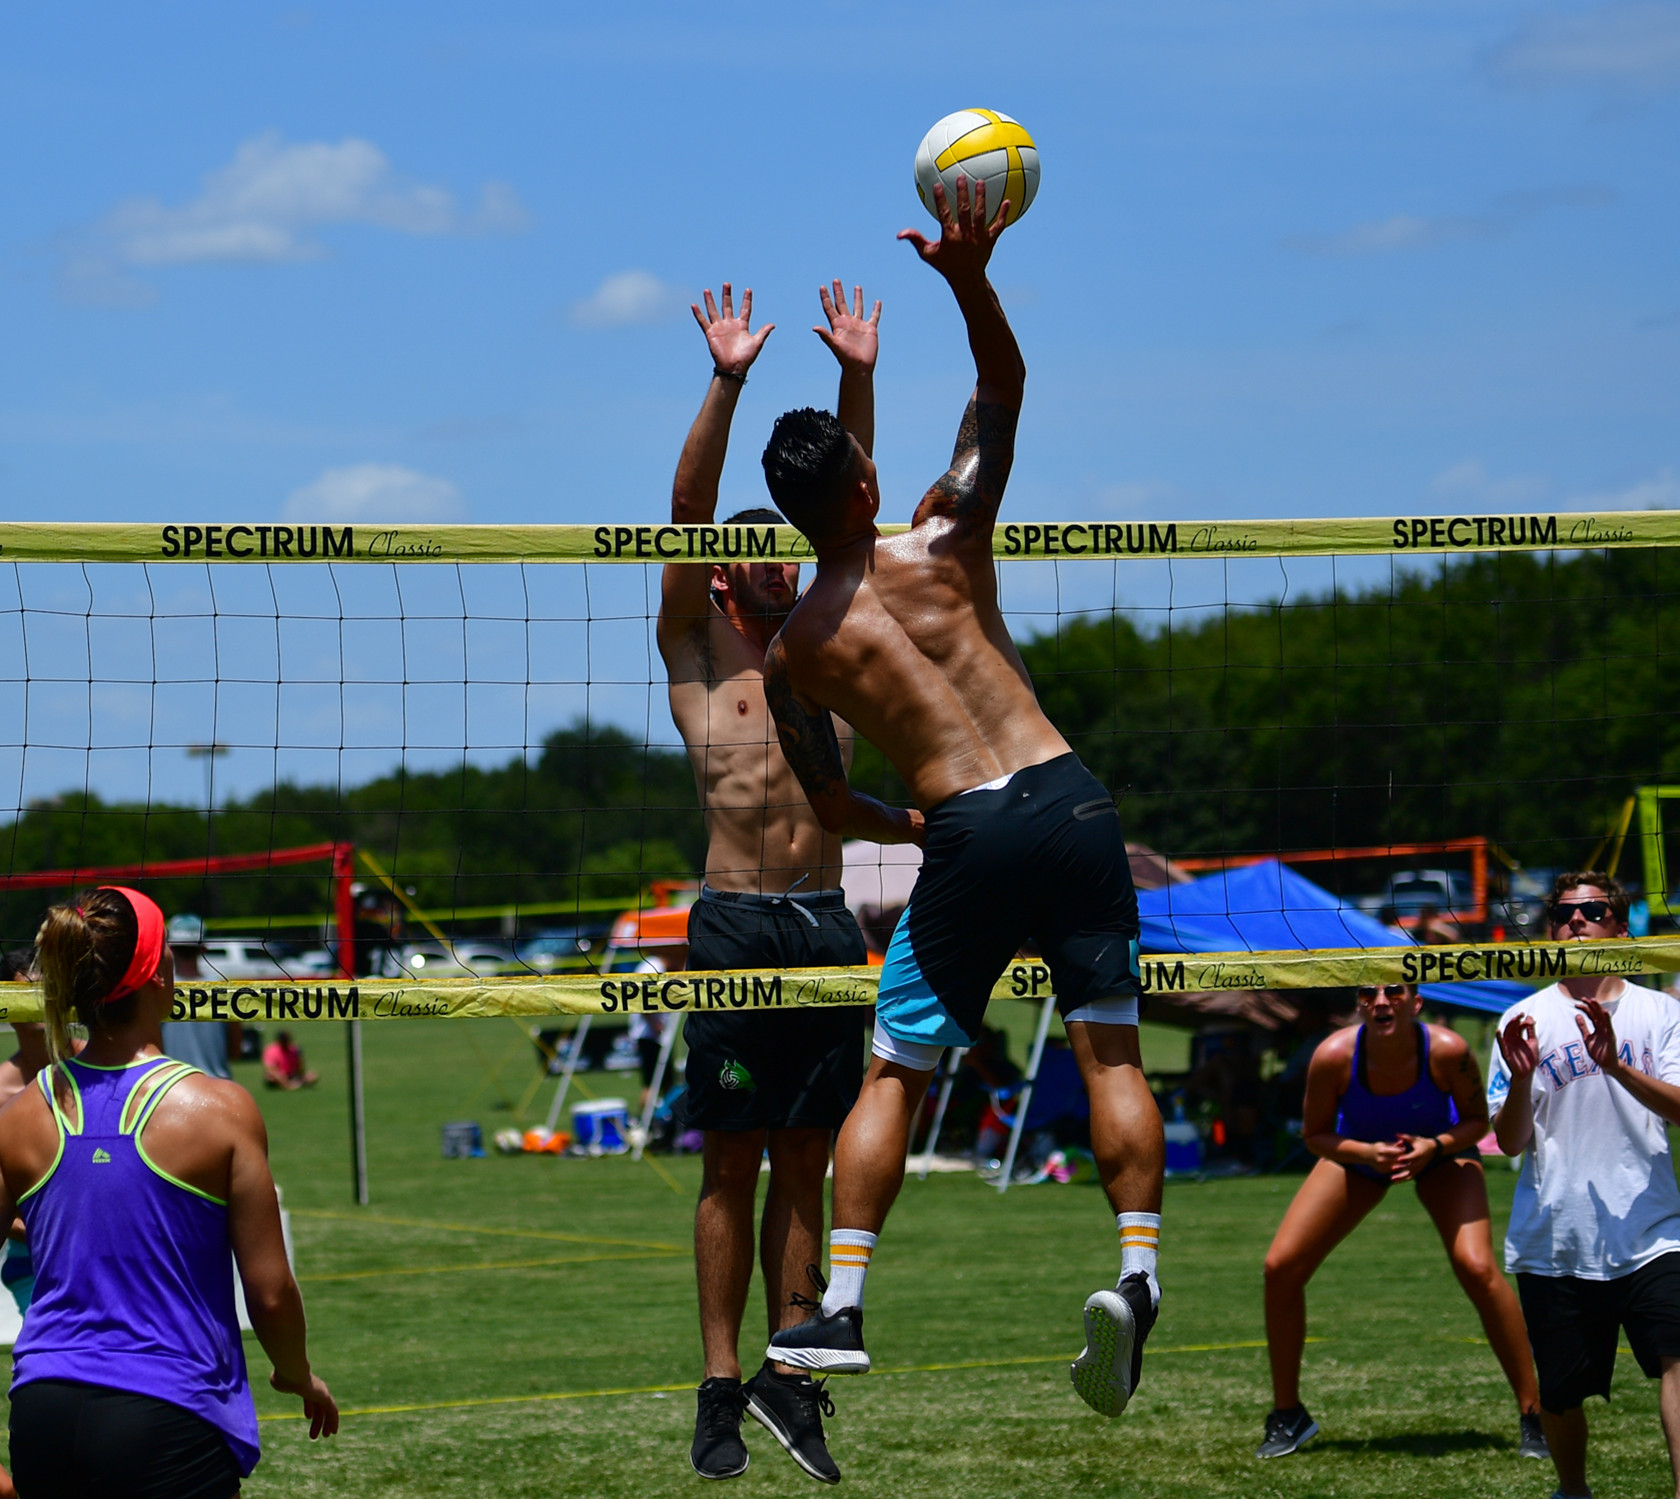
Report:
261,1032,318,1091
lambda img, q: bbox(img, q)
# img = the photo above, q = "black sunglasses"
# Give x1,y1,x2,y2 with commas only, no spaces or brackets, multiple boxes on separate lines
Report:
1356,984,1410,1000
1550,899,1614,924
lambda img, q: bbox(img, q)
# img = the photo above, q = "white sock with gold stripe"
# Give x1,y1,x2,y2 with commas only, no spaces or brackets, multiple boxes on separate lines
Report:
822,1230,877,1314
1117,1212,1161,1307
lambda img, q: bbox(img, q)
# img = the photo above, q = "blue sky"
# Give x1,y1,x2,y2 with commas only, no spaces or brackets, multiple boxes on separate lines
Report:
2,1,1677,809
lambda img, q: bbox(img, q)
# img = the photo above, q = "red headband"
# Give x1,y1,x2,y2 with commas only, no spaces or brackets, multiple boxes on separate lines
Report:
98,887,166,1004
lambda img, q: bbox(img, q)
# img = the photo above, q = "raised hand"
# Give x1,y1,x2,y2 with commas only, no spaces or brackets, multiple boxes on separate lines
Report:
1498,1013,1539,1078
691,283,773,378
897,175,1009,286
1575,999,1621,1075
814,279,881,374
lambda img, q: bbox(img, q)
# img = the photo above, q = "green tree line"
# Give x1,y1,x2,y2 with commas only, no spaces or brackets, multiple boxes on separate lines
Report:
0,723,703,945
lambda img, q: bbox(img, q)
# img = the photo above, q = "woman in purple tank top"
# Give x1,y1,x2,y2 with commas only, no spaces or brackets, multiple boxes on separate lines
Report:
1255,981,1543,1463
0,887,337,1498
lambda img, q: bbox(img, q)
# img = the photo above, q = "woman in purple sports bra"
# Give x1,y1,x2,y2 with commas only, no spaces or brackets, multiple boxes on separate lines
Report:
1254,981,1543,1463
0,886,337,1498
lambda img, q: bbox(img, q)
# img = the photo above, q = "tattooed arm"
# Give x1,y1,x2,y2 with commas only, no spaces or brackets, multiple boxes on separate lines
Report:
899,176,1025,531
763,636,924,845
911,394,1020,531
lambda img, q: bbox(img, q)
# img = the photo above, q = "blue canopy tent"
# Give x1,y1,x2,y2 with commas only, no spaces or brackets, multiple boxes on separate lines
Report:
1137,859,1532,1016
922,857,1532,1193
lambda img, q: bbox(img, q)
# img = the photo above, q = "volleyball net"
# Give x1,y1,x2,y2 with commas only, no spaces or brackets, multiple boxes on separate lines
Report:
2,509,1679,1026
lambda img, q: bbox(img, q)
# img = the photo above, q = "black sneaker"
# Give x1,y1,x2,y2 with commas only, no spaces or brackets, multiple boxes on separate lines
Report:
1519,1411,1550,1459
745,1361,841,1484
1256,1403,1320,1459
691,1377,749,1480
1070,1272,1157,1418
767,1266,871,1375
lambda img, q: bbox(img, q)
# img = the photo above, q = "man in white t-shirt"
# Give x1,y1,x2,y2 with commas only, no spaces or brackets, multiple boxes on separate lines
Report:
1488,871,1680,1499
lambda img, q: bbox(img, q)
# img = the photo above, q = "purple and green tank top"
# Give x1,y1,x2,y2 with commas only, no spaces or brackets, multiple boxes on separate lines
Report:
11,1056,259,1475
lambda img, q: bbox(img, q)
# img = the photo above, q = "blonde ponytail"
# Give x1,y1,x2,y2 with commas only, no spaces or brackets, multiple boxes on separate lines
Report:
33,890,140,1063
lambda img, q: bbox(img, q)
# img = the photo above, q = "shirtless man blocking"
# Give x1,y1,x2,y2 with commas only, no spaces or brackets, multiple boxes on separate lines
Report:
659,281,917,1483
759,180,1165,1420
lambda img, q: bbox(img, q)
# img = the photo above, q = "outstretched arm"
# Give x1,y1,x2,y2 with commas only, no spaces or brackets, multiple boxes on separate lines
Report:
658,285,774,659
815,279,881,458
900,178,1025,532
763,635,923,846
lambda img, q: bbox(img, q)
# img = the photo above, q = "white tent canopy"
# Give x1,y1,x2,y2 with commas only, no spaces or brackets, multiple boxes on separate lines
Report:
841,839,923,915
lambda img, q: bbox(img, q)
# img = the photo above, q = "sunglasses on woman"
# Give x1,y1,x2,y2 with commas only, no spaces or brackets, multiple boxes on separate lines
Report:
1550,899,1614,924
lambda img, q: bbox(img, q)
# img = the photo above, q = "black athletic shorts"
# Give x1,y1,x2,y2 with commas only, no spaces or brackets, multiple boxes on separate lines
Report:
875,754,1140,1048
1518,1252,1680,1412
9,1379,243,1499
678,887,868,1133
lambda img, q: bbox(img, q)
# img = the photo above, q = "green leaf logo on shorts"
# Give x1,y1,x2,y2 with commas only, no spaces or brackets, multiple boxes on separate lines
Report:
719,1059,756,1093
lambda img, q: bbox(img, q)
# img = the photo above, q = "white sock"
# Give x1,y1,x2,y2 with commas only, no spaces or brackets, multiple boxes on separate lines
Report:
822,1230,877,1314
1117,1212,1161,1308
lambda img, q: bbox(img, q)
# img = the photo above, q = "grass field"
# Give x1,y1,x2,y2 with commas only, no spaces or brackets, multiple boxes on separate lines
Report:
4,1017,1671,1498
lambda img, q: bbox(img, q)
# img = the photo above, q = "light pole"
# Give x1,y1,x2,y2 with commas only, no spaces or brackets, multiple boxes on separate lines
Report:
185,743,230,911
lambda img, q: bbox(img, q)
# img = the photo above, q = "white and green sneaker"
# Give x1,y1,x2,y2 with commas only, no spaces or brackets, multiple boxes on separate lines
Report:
1070,1272,1156,1417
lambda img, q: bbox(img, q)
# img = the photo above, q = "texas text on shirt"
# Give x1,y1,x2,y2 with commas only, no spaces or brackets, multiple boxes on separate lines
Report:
1487,980,1680,1279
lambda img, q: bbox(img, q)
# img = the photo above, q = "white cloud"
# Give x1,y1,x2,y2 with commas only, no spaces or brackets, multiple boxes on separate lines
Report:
569,270,685,327
1567,468,1680,510
1430,460,1549,508
1287,186,1611,256
283,464,464,523
62,133,527,302
1488,2,1680,92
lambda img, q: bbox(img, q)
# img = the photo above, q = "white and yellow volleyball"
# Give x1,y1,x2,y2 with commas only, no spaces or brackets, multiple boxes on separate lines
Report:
914,109,1040,227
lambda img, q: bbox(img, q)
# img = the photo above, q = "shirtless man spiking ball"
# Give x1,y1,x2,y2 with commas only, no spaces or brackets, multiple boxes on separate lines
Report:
759,177,1165,1423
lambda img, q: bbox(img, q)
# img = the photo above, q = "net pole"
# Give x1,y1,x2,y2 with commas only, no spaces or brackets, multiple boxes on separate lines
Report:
333,844,368,1206
346,1020,368,1208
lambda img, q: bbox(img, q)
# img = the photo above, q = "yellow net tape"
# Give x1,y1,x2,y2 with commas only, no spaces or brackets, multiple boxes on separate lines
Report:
0,509,1664,565
1,938,1670,1023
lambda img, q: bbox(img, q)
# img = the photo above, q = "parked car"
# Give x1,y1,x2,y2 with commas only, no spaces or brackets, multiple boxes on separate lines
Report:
283,948,341,979
195,939,290,981
1497,868,1561,935
393,941,518,980
1355,868,1476,919
514,922,613,974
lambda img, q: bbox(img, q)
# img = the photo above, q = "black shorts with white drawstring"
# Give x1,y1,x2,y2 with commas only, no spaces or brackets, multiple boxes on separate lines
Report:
677,887,869,1133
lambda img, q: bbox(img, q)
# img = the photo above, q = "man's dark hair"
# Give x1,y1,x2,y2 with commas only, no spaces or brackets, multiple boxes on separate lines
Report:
1550,870,1630,926
722,507,784,527
761,408,856,539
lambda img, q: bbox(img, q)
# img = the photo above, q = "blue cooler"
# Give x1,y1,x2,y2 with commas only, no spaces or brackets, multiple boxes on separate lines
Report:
572,1098,630,1155
1163,1120,1202,1176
